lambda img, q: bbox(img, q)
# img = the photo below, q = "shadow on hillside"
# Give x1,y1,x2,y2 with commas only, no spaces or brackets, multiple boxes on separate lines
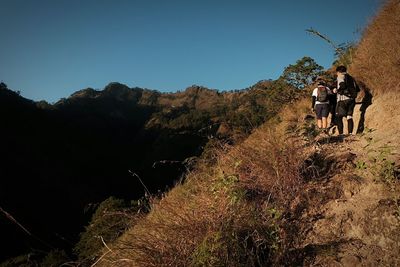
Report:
318,135,344,144
316,134,359,145
283,239,358,266
356,82,373,134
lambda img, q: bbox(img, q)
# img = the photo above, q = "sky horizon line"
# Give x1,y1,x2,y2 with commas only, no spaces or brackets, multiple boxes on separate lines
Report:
1,0,382,102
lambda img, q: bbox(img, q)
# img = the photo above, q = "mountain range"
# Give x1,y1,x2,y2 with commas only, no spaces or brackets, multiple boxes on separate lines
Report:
0,79,301,261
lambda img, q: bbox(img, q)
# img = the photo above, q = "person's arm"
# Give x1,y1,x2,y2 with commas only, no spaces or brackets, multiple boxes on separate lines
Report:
311,89,317,110
312,96,316,110
337,81,347,94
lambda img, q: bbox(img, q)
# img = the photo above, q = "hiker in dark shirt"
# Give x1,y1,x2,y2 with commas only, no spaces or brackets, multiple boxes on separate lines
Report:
333,66,360,135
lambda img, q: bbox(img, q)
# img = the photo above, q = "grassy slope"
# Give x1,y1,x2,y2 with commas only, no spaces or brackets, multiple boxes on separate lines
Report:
351,0,400,96
96,98,311,267
96,1,400,266
350,0,400,157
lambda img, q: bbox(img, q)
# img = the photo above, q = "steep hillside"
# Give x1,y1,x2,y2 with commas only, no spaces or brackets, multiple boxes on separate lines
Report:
351,0,400,96
85,1,400,266
350,0,400,157
0,77,302,263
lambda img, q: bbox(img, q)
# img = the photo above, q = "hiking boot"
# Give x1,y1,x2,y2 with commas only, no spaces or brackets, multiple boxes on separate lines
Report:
328,125,337,135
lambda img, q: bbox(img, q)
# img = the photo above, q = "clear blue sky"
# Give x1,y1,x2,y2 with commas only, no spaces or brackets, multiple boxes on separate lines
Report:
0,0,382,102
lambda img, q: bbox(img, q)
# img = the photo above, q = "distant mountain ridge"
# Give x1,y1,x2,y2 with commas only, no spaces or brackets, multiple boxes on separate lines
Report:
0,78,301,262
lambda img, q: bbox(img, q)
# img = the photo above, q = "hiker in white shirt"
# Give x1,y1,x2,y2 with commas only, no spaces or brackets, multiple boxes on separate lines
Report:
312,80,332,131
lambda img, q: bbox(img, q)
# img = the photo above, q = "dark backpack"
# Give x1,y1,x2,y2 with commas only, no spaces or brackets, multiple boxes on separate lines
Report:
317,86,328,102
343,74,360,98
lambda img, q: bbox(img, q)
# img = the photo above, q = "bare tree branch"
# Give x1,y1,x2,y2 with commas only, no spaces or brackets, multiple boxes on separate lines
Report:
306,28,343,56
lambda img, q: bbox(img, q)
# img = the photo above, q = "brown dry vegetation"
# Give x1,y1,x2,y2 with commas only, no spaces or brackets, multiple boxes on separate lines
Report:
95,98,311,267
350,0,400,156
351,0,400,95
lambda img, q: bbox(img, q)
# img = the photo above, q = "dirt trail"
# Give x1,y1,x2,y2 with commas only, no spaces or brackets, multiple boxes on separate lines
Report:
291,94,400,266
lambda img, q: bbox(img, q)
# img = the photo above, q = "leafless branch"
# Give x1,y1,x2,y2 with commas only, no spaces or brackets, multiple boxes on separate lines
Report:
306,28,343,56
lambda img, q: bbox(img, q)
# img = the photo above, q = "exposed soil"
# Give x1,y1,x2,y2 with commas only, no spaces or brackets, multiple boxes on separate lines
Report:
286,94,400,266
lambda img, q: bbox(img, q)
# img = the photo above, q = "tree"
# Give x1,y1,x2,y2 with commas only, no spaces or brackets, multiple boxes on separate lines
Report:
281,57,324,89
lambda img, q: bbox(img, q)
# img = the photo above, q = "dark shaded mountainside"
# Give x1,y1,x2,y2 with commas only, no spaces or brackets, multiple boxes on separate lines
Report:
0,79,302,261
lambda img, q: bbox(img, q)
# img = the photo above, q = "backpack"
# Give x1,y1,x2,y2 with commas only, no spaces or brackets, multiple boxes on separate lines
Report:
317,86,328,102
343,74,360,98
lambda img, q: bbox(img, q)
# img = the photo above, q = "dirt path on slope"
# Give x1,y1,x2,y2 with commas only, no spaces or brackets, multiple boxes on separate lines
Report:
287,113,400,266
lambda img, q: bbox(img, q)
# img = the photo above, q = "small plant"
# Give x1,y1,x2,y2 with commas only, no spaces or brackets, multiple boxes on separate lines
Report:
368,145,399,185
361,128,376,147
190,231,225,267
301,121,320,141
355,160,367,170
211,173,246,205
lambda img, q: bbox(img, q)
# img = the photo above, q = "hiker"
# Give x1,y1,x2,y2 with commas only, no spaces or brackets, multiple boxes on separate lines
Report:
333,66,360,135
312,80,331,131
328,80,337,129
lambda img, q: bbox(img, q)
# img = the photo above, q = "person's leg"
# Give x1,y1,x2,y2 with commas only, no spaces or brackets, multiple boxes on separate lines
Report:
322,117,328,129
317,119,322,128
329,98,337,127
321,104,329,129
335,101,346,135
346,99,356,135
336,116,344,134
330,112,336,127
347,116,354,134
315,104,323,129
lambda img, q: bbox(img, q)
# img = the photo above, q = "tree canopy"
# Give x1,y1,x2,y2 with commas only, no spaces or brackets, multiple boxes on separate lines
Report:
281,56,324,89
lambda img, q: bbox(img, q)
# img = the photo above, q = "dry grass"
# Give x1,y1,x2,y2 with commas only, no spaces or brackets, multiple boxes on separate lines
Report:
351,0,400,95
94,99,311,267
98,165,278,266
349,0,400,158
275,97,311,134
222,127,304,208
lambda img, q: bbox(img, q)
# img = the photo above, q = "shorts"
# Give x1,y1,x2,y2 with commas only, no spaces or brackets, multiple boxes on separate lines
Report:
336,99,356,118
315,103,329,119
